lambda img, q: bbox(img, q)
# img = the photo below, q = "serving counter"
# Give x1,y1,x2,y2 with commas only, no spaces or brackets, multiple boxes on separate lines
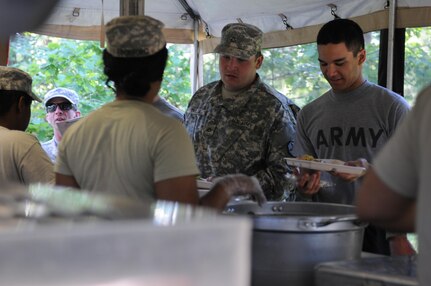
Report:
0,184,251,286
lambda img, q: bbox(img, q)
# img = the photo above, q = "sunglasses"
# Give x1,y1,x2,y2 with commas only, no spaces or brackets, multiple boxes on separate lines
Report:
46,102,75,113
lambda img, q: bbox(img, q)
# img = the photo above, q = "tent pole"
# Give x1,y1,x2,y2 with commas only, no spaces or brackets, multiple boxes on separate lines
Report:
191,19,200,94
386,0,397,90
0,37,9,66
120,0,145,16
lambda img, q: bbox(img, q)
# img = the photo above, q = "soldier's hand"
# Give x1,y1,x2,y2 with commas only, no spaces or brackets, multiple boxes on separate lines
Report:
294,167,321,196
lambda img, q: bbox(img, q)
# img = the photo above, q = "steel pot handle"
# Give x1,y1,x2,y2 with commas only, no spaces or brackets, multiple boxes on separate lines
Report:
298,215,366,229
317,215,365,226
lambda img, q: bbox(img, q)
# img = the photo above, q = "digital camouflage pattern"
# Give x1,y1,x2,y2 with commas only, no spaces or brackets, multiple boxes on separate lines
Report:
41,138,57,163
214,23,263,60
105,15,166,58
44,87,80,106
184,75,298,201
0,66,41,102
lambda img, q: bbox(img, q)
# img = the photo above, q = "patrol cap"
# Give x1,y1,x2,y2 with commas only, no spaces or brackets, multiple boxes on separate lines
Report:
43,87,79,106
105,15,166,58
0,66,41,102
214,23,263,60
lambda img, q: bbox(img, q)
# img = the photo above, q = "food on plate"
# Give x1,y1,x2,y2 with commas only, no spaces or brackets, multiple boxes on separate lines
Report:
295,154,318,173
298,154,315,161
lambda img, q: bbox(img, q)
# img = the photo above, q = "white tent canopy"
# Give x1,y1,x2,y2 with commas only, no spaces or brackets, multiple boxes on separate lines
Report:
34,0,431,51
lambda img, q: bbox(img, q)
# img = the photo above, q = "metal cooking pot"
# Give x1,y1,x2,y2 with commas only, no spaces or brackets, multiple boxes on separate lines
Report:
224,201,367,286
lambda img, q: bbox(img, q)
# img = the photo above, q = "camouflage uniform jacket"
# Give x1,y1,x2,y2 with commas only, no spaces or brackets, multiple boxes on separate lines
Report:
41,137,57,163
184,75,298,201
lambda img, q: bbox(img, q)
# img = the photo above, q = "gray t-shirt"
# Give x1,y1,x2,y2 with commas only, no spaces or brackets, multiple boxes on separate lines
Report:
293,80,410,204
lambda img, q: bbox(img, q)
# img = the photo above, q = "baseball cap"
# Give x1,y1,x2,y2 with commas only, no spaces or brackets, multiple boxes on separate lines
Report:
0,66,41,102
214,23,263,60
43,87,79,106
105,15,166,58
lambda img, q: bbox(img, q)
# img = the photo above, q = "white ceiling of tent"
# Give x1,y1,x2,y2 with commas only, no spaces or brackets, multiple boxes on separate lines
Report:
187,0,386,36
42,0,431,37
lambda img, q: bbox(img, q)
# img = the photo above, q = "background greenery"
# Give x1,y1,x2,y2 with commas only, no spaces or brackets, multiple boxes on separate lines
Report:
8,27,431,142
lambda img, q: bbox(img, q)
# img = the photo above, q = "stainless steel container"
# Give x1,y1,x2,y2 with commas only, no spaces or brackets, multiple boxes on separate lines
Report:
225,202,367,286
315,256,418,286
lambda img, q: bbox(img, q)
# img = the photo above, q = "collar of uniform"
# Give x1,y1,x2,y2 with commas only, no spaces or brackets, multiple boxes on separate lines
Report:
330,79,371,102
217,73,261,112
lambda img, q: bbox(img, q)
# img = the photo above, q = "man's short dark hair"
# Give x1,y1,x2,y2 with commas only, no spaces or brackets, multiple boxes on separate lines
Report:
317,18,365,56
103,46,168,98
0,90,32,116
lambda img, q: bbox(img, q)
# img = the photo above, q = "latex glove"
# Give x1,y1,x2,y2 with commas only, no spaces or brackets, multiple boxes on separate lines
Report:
212,174,267,206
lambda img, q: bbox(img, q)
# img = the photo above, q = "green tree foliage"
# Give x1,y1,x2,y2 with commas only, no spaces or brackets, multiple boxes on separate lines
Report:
159,44,191,110
9,33,110,141
404,27,431,104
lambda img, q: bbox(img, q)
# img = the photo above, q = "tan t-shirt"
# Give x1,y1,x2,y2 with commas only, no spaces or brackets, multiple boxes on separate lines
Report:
56,100,199,201
0,126,54,185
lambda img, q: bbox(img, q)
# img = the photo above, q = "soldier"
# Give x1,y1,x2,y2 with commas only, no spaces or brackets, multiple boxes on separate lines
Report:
293,18,413,256
55,15,266,210
0,66,54,185
42,87,81,162
184,23,299,201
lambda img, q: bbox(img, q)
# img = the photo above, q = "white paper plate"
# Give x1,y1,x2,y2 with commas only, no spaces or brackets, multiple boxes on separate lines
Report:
285,158,366,176
198,189,209,198
196,179,213,189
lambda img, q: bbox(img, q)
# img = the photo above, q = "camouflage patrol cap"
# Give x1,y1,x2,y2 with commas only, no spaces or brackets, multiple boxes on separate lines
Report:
43,87,79,106
214,23,263,60
0,66,41,102
105,15,166,58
